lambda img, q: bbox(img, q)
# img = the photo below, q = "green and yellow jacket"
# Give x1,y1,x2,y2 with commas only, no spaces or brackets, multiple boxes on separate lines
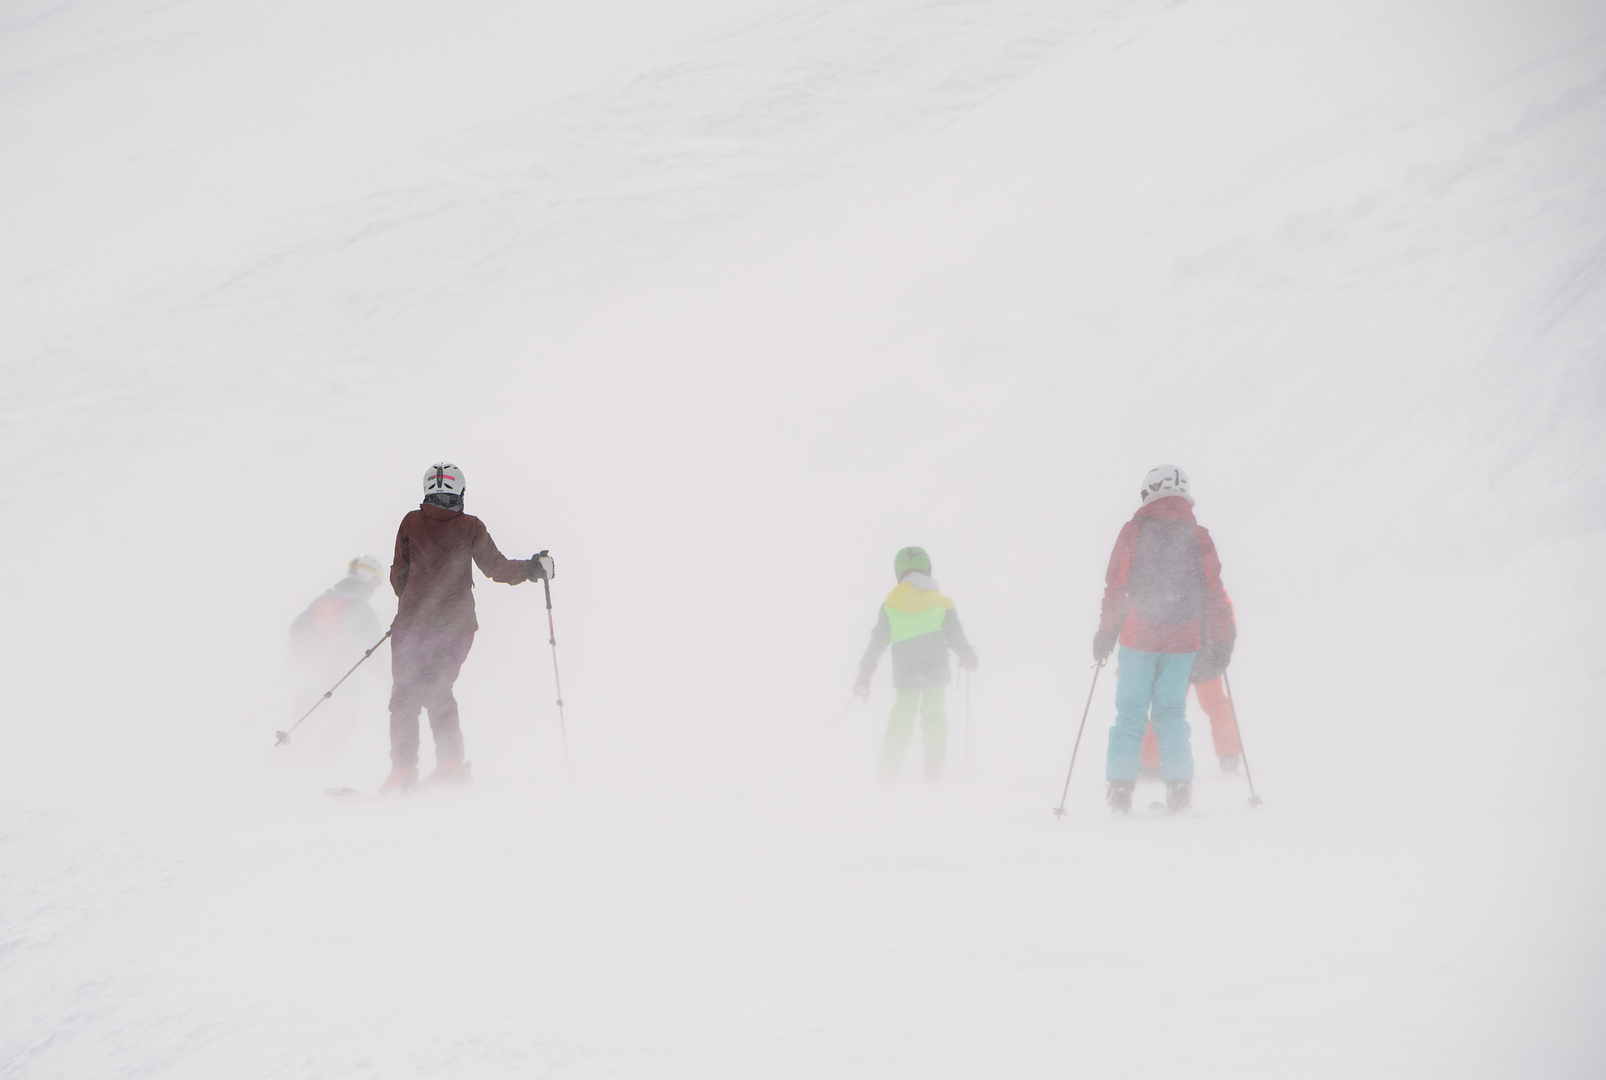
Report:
858,572,977,691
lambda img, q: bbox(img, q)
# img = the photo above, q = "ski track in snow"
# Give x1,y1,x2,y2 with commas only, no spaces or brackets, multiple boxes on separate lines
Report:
3,0,1606,1076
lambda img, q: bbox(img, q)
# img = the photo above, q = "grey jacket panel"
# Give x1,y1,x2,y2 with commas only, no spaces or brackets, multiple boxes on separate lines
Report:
858,607,977,691
858,607,892,681
943,610,978,670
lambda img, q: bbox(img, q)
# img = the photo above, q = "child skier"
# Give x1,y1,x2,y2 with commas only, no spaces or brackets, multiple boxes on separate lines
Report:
1093,466,1235,814
381,463,553,794
854,547,978,781
287,555,387,753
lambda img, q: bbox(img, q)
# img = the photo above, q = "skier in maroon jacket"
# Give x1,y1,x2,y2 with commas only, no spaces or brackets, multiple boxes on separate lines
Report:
380,463,553,794
1093,465,1235,814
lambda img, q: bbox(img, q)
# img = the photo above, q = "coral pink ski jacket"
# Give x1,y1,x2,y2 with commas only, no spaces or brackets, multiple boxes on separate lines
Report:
1097,495,1235,654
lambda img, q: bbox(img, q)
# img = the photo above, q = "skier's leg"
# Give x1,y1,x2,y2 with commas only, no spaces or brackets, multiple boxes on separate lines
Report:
1106,647,1158,782
1150,652,1196,783
1193,676,1240,757
421,634,475,764
387,629,426,768
878,689,921,781
918,688,949,780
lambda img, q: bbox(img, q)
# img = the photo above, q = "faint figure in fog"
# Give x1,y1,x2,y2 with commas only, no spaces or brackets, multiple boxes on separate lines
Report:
288,555,387,755
855,546,978,782
1093,466,1236,815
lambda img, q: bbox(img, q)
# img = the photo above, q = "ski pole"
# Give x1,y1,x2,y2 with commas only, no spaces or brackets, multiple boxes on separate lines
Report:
1220,669,1263,808
539,561,569,773
964,668,972,770
1052,659,1104,819
829,696,860,726
275,628,392,746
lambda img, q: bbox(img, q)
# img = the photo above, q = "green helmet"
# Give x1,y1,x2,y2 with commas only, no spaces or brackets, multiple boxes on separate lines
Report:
893,546,932,579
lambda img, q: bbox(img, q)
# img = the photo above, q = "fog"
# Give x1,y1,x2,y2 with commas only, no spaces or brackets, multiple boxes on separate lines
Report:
3,0,1604,1075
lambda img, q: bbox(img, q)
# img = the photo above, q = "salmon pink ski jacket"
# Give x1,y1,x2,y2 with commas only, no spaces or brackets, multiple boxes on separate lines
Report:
1097,495,1234,654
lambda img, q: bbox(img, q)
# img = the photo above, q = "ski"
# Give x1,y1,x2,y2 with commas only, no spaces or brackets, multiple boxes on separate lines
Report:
1105,800,1204,820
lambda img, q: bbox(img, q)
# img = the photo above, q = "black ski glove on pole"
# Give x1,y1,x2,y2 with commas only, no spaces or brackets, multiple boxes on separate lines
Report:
1093,628,1118,664
1190,636,1235,683
528,551,555,581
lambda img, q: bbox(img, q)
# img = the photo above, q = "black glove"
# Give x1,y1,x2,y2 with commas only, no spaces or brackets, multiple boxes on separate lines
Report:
528,551,555,581
1093,627,1118,664
1189,636,1235,684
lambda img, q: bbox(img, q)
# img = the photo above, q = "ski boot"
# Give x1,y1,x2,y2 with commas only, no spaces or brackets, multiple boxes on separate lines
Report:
1219,754,1240,774
1106,779,1134,815
378,763,418,796
1166,779,1192,814
423,760,474,789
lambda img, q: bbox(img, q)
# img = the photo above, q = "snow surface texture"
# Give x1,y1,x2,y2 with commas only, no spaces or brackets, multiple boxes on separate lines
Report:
3,0,1605,1076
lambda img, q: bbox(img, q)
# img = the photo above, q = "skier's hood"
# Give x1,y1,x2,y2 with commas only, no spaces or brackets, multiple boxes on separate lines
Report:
419,502,466,521
1133,494,1198,522
331,575,377,601
884,572,954,615
1139,487,1195,509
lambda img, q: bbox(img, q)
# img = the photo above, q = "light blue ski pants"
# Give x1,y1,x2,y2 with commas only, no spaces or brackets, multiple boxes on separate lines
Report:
1106,646,1195,783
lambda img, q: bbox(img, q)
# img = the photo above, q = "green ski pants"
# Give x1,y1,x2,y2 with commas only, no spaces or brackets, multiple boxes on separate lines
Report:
878,687,948,781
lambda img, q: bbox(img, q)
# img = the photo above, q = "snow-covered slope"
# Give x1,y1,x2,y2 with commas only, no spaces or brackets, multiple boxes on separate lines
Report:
3,1,1604,1076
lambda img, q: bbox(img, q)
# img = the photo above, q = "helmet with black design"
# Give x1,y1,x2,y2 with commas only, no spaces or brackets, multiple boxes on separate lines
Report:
422,463,466,496
1140,465,1192,506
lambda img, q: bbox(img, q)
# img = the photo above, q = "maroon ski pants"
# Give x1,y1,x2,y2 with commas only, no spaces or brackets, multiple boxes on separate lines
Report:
389,629,475,767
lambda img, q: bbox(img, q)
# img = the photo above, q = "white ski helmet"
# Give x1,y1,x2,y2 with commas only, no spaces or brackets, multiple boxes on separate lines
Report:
348,555,385,583
422,462,466,497
1140,464,1193,505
